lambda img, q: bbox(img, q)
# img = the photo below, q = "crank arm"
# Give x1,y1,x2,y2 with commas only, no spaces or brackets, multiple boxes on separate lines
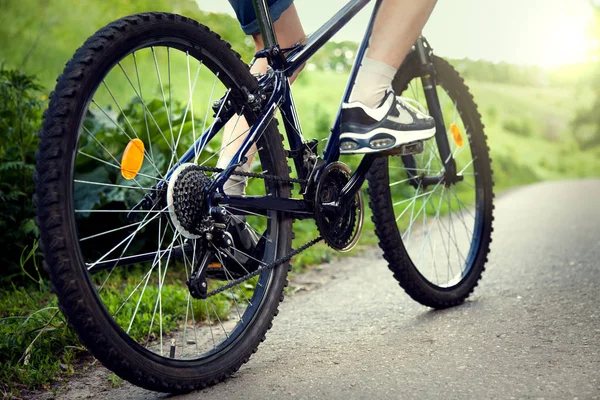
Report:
336,153,377,208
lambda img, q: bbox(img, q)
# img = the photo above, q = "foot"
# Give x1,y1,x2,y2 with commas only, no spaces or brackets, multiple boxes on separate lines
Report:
206,221,264,280
339,90,436,154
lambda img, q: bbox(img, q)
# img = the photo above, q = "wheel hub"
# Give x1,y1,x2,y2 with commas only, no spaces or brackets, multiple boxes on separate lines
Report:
167,163,212,239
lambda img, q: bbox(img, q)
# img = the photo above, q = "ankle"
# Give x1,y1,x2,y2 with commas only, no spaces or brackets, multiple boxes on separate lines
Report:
349,57,397,108
216,155,249,196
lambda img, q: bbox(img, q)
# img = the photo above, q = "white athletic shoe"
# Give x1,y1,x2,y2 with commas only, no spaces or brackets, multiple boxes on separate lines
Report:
340,90,436,154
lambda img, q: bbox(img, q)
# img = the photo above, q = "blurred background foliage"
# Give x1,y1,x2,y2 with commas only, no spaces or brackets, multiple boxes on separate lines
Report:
0,0,599,285
0,68,44,281
1,0,600,392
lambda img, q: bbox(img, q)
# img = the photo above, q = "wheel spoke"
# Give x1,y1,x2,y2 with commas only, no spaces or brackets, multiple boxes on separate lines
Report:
85,205,168,270
212,250,246,321
118,58,175,154
95,203,161,293
168,59,202,172
98,81,165,179
79,220,146,242
382,71,489,290
74,179,153,191
226,211,272,244
205,300,216,348
77,148,163,183
66,41,282,365
199,124,250,167
224,205,271,219
196,73,220,164
131,52,154,166
186,53,200,165
151,47,175,150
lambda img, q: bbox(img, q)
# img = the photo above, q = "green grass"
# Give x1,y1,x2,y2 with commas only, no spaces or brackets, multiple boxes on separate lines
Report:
2,0,600,395
469,80,600,187
0,266,243,395
0,282,82,395
286,71,600,270
3,69,600,395
94,266,246,341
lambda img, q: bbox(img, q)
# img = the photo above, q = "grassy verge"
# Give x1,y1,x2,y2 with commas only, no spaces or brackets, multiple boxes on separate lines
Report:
289,72,600,268
0,248,83,396
3,73,600,395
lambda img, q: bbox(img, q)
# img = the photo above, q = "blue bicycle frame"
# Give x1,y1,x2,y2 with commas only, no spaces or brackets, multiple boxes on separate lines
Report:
165,0,455,220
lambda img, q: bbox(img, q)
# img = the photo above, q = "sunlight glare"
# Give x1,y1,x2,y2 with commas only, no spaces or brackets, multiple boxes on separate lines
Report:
537,18,595,67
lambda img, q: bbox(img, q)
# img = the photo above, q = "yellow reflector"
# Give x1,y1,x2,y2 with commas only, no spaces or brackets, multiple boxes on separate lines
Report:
450,123,464,148
120,138,145,180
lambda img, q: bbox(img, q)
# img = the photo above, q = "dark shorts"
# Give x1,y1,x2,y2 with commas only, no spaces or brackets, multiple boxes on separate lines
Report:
228,0,295,35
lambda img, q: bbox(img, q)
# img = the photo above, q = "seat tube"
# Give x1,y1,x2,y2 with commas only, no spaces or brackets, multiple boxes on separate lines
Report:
252,0,278,49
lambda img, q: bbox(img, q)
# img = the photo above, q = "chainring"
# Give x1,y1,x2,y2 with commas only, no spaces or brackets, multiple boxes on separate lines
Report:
314,162,364,252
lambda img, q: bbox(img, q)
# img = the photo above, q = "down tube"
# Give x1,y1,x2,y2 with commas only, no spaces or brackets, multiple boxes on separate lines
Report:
323,0,382,163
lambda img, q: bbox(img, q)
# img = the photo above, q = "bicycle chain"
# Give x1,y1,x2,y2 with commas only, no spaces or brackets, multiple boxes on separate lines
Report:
195,165,307,185
191,165,315,297
206,236,322,297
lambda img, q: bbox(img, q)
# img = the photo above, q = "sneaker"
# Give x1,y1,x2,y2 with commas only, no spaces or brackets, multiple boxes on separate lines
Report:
339,90,436,154
205,221,265,280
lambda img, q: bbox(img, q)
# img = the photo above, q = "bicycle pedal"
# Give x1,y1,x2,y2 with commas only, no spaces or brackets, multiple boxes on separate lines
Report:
381,141,424,156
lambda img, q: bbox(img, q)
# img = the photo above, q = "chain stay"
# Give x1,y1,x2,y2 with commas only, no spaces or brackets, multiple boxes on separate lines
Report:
195,164,316,297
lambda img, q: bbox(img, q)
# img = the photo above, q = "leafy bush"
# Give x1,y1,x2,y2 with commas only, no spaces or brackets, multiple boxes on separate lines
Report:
0,77,259,391
502,117,532,137
571,6,600,150
0,67,45,283
485,105,498,125
492,152,539,189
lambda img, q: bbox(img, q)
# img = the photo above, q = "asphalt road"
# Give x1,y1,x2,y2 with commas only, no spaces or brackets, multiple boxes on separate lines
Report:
51,180,600,399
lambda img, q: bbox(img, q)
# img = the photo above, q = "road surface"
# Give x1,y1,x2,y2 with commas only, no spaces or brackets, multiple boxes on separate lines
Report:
45,180,600,399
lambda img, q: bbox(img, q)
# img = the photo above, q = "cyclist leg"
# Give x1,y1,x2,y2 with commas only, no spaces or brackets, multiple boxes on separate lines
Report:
219,2,305,196
350,0,437,107
341,0,438,154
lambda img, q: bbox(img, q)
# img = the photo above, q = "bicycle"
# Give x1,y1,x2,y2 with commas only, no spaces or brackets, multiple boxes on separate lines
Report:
36,0,494,393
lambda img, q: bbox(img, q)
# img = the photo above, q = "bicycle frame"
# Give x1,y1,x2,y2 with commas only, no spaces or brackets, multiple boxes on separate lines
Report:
165,0,456,220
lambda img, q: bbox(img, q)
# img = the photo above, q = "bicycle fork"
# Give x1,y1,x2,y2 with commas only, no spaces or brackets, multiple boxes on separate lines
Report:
402,37,460,189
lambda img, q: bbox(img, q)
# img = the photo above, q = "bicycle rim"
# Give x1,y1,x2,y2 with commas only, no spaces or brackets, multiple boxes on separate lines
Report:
70,40,282,361
388,71,485,288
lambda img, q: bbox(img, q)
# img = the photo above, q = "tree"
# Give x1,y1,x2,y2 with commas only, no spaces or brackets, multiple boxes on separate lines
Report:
571,2,600,149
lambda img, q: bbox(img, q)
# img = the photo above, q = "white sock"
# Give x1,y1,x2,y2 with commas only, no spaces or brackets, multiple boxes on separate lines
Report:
216,155,249,196
349,57,397,109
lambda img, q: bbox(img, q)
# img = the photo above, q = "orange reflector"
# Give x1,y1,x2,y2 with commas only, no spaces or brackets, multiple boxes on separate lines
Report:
120,139,145,180
207,263,222,269
450,123,464,148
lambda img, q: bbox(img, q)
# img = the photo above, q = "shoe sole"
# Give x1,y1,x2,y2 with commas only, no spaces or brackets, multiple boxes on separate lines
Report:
339,127,436,154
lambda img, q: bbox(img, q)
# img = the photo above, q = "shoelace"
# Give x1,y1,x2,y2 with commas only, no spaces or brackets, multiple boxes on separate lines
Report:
397,96,430,116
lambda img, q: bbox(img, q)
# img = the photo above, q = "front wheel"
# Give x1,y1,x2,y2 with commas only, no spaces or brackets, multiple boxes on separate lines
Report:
368,54,494,308
36,13,292,392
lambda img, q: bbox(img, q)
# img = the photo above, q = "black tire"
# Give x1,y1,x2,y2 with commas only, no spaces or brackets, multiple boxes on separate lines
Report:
35,13,292,392
367,53,494,309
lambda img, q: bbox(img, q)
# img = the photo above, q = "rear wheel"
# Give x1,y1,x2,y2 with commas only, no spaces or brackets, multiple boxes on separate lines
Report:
368,54,494,308
36,13,292,392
